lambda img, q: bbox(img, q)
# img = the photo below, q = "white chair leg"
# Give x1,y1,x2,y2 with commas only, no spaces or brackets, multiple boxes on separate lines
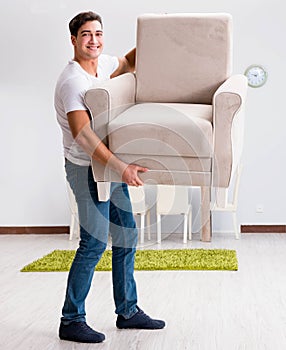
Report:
69,214,75,241
188,209,192,241
146,209,151,240
69,193,80,240
157,214,161,243
72,209,80,240
183,214,188,244
232,211,240,239
70,213,80,240
76,221,80,239
140,214,145,244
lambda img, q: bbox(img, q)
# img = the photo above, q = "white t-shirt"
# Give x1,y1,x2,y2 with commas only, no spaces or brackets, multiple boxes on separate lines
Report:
54,54,119,166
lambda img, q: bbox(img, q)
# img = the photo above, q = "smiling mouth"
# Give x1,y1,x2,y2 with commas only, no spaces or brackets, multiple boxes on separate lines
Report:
87,46,100,50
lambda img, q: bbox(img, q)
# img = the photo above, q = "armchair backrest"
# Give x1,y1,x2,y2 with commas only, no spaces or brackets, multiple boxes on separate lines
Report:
135,13,233,104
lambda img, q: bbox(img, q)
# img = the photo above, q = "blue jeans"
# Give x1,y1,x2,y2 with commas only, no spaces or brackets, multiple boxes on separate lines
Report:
61,159,138,324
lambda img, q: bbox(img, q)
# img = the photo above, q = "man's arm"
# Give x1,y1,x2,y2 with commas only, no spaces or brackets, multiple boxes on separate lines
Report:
111,48,136,78
67,109,147,186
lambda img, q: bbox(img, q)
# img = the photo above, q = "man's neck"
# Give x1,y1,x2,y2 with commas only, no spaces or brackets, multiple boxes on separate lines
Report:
74,57,98,77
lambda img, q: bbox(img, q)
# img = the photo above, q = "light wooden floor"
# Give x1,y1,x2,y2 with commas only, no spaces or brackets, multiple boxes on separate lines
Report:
1,232,286,350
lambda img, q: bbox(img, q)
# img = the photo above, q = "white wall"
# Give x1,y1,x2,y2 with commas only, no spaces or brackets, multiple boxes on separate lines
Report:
0,0,285,230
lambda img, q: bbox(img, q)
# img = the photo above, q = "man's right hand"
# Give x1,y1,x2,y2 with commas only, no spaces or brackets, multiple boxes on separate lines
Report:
121,164,148,187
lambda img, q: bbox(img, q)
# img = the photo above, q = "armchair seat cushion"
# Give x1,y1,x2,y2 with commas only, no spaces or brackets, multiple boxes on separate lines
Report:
108,103,213,158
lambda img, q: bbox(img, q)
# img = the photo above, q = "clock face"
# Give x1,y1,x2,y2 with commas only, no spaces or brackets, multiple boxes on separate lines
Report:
244,65,267,88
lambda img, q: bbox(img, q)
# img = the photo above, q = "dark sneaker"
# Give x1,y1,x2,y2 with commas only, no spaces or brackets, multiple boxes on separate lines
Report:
116,307,165,330
59,321,105,343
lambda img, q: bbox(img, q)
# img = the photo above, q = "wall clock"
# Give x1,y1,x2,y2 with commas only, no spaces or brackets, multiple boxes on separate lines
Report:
244,64,267,88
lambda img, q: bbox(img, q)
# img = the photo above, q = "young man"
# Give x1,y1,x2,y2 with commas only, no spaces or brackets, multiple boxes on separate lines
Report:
54,11,165,344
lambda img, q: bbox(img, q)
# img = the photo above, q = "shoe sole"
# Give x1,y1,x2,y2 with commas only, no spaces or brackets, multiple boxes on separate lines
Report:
116,325,165,330
59,335,104,343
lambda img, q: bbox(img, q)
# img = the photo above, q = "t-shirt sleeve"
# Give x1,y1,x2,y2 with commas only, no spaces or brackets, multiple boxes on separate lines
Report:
60,76,88,114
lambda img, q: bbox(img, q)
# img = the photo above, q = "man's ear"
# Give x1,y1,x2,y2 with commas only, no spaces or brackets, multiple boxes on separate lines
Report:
71,35,77,47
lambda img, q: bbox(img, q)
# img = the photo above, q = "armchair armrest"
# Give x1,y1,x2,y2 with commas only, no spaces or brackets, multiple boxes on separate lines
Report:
212,74,248,187
84,72,136,144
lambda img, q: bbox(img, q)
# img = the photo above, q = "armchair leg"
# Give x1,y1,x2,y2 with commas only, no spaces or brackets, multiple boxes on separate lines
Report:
201,186,211,242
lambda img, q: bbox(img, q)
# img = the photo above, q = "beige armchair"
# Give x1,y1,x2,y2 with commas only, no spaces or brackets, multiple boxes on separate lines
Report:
84,13,247,242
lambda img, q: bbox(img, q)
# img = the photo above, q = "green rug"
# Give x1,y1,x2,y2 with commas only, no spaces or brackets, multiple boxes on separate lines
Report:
21,249,238,272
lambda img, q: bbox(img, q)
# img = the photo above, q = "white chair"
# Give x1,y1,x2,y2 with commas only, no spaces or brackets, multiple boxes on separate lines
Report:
211,165,243,239
67,182,80,240
128,186,151,244
156,185,192,244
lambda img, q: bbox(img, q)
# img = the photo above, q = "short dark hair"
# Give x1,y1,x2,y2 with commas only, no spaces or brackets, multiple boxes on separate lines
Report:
69,11,103,37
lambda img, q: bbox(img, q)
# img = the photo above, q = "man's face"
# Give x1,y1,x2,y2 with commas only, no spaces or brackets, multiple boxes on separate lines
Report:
72,20,104,60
